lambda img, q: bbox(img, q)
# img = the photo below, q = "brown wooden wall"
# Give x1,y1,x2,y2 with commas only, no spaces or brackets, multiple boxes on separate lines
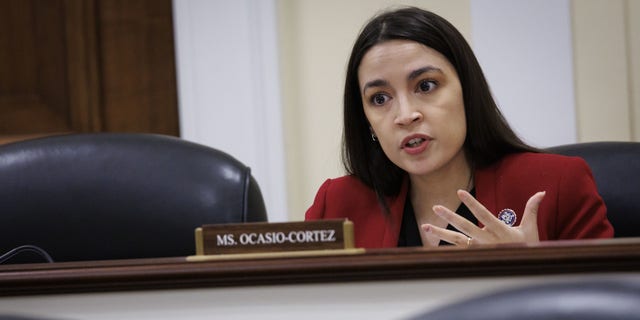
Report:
0,0,179,144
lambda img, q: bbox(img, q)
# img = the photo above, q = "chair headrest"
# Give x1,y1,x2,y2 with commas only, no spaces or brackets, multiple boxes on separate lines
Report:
0,133,268,262
548,141,640,237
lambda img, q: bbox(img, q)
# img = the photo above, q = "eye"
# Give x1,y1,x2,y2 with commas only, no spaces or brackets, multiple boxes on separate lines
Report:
370,93,390,106
418,80,437,93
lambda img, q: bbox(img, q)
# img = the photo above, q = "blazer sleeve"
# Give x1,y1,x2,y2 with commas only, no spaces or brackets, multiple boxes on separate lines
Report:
305,179,331,220
555,157,614,239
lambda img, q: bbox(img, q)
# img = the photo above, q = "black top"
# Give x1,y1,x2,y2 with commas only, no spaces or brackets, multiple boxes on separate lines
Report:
398,189,478,247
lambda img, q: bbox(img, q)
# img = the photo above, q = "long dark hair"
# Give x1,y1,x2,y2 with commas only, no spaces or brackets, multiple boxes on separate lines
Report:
342,7,538,201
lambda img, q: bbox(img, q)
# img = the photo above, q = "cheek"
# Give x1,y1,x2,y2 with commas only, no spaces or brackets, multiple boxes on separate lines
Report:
449,105,467,141
444,89,466,132
363,109,384,133
434,103,466,141
454,105,466,130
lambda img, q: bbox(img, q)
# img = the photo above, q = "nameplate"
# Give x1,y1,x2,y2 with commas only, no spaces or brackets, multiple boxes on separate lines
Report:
194,219,354,256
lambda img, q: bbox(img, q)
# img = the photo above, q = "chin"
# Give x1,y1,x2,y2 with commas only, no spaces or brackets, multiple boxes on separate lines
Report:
402,165,436,176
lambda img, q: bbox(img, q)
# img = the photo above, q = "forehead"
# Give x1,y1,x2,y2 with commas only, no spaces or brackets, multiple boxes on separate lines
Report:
358,40,454,80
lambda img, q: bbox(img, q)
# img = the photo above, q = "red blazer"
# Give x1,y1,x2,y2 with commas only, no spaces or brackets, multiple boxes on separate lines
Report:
305,152,614,248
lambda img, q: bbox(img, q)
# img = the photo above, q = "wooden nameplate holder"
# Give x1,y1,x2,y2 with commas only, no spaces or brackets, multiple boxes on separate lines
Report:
187,219,364,261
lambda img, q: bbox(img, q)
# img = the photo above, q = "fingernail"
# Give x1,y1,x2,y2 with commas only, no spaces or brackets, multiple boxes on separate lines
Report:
432,206,444,217
422,224,432,233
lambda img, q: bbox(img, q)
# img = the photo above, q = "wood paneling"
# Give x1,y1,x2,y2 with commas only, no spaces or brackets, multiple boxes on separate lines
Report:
0,0,70,134
0,0,179,144
98,0,179,134
65,0,101,132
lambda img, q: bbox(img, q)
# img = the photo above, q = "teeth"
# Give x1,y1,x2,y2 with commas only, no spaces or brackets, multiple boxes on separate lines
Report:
406,138,424,147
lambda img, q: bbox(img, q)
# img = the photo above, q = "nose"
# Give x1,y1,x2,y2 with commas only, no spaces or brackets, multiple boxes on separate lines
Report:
394,98,423,126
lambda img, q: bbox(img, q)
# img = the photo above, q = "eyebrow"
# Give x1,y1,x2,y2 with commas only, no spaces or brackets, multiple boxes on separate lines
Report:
362,65,444,94
362,79,389,93
408,66,443,80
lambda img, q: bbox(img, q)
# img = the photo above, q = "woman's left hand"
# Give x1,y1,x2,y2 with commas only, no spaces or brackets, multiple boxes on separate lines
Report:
421,190,546,247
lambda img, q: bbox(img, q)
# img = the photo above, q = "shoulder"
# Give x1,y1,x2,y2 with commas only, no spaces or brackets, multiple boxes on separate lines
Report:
484,152,592,180
312,175,381,209
305,175,380,220
475,151,611,240
316,175,374,195
475,151,595,210
478,152,595,192
498,152,588,170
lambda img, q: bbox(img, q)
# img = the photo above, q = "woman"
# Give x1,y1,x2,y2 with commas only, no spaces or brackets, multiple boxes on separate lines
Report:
305,7,613,248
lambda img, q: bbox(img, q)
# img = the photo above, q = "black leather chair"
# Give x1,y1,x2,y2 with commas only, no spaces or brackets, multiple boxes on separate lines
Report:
547,141,640,238
408,277,640,320
0,133,267,263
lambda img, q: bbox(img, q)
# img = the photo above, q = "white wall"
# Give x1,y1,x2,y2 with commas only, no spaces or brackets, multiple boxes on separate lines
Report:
172,0,288,221
572,0,634,141
470,0,576,147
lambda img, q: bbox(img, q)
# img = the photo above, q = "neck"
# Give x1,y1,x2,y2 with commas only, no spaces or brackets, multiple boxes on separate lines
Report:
409,152,473,202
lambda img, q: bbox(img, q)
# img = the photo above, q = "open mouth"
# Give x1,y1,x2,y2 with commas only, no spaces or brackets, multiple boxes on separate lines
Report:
405,137,425,148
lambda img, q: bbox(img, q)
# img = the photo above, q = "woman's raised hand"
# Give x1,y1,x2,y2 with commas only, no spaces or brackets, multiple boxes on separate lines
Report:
421,190,546,247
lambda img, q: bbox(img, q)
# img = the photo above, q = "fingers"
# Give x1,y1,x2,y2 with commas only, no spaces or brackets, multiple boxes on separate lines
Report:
456,190,507,235
432,204,479,238
519,191,546,241
422,224,470,247
520,191,546,226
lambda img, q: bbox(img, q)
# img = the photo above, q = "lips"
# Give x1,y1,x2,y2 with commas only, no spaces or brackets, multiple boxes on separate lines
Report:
401,134,431,155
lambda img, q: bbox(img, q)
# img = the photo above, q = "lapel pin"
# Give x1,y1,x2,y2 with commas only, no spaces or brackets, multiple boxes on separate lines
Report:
498,208,517,226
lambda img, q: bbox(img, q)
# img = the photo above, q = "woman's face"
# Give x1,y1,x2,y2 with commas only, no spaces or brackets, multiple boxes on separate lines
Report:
358,40,467,177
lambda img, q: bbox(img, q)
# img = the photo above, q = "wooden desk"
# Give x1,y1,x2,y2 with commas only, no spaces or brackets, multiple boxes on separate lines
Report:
1,238,639,319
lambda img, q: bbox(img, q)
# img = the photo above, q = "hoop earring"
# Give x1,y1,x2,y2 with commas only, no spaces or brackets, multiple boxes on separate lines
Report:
369,126,378,142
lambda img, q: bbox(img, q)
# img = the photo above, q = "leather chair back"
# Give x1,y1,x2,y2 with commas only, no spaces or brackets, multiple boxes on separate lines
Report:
0,133,267,262
547,141,640,237
409,277,640,320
